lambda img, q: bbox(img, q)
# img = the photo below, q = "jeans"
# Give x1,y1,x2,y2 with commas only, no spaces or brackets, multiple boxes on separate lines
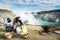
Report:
5,27,14,32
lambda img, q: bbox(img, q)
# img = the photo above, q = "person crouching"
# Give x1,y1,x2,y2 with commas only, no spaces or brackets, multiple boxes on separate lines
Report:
13,16,28,39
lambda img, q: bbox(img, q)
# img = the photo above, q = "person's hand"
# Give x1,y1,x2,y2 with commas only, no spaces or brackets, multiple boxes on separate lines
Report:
14,25,16,27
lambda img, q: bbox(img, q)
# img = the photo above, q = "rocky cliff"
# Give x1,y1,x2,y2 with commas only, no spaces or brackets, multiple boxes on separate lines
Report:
0,9,16,27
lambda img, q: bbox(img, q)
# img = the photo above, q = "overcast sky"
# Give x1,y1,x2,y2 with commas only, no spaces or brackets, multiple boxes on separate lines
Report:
0,0,60,16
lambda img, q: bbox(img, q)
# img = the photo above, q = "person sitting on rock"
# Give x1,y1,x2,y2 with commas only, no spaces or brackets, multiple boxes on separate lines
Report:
4,18,14,39
4,18,14,32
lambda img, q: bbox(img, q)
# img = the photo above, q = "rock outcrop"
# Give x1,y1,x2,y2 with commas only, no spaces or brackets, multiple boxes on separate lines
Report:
0,9,16,27
32,9,60,22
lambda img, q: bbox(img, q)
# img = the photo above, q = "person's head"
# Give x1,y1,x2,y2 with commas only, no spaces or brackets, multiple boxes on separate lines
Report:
7,18,11,23
16,16,21,21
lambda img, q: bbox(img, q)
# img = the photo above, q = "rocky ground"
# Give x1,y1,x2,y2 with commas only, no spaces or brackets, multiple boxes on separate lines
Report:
0,25,60,40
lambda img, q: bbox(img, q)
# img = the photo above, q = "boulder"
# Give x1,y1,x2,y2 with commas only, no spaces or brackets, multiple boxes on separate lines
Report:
4,32,13,39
